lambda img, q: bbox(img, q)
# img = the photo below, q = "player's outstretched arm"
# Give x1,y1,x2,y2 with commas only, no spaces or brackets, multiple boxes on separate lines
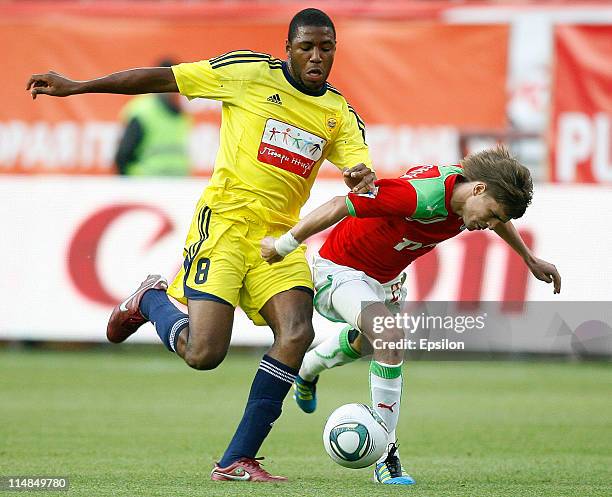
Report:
493,221,561,294
261,196,348,264
26,68,178,99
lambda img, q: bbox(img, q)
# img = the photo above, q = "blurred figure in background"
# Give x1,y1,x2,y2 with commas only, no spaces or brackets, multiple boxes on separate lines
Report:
115,58,192,176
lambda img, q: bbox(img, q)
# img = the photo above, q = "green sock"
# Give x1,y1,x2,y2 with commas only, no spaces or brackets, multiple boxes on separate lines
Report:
299,325,361,381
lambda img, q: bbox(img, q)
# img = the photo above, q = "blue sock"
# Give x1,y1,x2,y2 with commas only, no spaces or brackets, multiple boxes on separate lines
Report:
218,355,297,467
139,289,188,352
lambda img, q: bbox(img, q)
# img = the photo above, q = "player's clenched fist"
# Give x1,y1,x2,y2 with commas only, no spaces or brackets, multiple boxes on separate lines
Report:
261,237,285,264
343,163,376,194
26,71,78,99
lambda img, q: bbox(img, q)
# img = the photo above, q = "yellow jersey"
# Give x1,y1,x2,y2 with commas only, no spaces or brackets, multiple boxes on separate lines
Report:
172,50,372,229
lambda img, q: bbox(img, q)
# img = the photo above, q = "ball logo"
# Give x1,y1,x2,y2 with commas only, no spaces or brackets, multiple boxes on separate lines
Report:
329,423,372,462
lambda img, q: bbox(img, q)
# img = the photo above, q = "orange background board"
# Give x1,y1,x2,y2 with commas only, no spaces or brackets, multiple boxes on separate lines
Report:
1,4,508,174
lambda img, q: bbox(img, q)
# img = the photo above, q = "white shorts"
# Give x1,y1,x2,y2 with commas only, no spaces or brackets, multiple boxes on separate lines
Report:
312,253,406,330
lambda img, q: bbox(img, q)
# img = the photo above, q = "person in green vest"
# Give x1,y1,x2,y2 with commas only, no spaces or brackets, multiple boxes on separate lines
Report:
115,59,192,176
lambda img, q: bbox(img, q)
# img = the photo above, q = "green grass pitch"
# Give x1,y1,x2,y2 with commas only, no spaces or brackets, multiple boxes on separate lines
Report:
1,347,610,497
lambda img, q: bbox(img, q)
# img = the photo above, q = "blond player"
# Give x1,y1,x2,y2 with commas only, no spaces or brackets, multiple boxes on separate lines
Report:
262,147,561,484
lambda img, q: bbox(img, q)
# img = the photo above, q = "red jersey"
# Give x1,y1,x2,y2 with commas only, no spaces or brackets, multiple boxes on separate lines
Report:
319,164,466,283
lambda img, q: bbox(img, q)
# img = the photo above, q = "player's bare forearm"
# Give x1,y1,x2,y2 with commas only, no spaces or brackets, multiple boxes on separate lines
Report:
261,196,348,263
27,67,178,99
291,196,349,242
79,68,178,95
493,221,535,263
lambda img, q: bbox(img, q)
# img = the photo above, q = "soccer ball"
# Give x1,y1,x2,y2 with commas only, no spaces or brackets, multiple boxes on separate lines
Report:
323,403,389,469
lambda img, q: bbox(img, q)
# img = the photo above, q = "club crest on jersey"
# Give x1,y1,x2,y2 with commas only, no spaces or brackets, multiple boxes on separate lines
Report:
327,117,337,129
258,119,327,178
401,165,435,179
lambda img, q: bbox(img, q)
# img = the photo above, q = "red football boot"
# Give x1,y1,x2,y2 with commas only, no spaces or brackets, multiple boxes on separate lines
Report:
210,457,288,483
106,274,168,343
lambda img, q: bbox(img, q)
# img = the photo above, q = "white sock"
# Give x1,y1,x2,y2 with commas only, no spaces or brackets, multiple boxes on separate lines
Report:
370,360,403,463
299,325,361,381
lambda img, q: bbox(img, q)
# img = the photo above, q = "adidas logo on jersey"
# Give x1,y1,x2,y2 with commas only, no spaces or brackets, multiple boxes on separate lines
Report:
267,93,283,105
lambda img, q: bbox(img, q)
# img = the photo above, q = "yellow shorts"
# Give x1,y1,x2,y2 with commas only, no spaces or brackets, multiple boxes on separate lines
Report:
167,198,314,326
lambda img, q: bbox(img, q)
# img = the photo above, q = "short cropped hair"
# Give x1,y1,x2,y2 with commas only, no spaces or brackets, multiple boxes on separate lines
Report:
157,58,177,68
288,8,336,42
461,146,533,219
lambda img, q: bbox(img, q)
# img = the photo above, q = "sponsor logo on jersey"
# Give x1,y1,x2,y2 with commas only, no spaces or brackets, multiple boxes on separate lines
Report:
266,93,283,105
258,119,326,178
